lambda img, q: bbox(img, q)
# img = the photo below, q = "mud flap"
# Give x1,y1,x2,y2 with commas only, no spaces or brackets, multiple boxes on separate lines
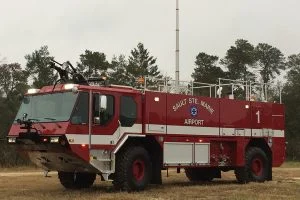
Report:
267,162,272,181
150,152,162,185
215,169,221,178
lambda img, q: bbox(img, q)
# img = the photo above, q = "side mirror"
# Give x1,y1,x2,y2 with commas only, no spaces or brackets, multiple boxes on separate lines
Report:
94,95,107,125
93,95,108,125
100,95,107,110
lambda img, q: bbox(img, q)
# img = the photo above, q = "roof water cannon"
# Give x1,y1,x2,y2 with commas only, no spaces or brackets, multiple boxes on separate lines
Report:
49,59,89,86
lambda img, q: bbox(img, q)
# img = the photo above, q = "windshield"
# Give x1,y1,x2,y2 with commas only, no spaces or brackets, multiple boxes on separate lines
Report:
15,92,78,123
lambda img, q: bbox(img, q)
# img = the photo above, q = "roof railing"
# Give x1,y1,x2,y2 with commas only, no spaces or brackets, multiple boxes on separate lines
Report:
142,76,283,103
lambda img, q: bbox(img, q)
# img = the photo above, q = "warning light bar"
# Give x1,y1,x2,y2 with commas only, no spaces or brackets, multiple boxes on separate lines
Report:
64,84,78,93
27,88,40,94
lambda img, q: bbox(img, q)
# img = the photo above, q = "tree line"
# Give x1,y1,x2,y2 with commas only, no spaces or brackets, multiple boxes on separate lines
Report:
0,39,300,166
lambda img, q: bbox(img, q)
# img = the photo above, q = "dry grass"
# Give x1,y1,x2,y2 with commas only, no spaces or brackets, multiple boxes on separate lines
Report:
0,165,300,200
0,166,39,172
281,161,300,168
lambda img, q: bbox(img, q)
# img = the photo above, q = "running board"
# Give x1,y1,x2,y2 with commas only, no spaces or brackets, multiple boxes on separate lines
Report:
89,149,115,181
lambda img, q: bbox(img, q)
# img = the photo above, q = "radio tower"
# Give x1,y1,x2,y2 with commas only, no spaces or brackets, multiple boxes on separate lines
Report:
175,0,180,86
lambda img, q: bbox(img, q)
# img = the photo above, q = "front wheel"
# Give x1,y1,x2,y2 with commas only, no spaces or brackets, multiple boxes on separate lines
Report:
113,146,152,191
235,147,269,183
58,171,96,189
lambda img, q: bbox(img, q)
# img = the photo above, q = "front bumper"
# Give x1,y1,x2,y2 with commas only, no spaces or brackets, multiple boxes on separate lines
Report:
7,133,98,173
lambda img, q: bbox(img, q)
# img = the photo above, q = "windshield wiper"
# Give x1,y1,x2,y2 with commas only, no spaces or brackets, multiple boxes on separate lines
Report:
44,118,62,128
30,119,46,129
29,118,40,122
44,117,56,121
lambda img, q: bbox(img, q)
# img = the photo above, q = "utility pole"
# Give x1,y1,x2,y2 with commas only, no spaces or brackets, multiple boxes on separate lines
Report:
175,0,180,86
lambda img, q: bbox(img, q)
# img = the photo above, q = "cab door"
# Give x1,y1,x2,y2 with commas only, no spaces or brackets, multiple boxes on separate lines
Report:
91,92,119,146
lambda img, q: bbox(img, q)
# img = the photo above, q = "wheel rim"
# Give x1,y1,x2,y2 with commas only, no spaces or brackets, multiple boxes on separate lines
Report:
132,159,145,181
251,158,263,176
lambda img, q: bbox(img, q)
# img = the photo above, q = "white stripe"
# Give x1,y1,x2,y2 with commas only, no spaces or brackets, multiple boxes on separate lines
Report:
147,124,284,138
146,124,166,134
167,125,220,136
221,128,251,137
66,124,142,145
252,129,263,137
273,130,285,137
66,124,285,145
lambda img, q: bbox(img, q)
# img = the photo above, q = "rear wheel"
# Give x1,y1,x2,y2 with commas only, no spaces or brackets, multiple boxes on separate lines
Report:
235,147,269,183
185,168,216,182
113,146,152,191
58,171,96,189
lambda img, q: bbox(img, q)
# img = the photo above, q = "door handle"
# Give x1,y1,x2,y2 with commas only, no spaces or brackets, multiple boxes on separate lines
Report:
118,120,121,139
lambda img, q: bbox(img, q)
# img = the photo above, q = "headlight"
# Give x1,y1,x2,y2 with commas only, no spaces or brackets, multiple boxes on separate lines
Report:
50,137,60,143
8,137,17,143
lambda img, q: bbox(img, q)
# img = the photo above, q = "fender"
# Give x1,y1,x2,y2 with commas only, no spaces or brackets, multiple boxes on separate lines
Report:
113,134,146,154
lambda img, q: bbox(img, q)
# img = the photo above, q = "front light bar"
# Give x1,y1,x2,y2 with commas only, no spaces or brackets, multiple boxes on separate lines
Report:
7,135,67,146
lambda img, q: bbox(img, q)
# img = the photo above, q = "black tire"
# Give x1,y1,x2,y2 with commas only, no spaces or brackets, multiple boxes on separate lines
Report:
113,146,152,191
185,168,215,182
58,171,96,189
235,147,269,183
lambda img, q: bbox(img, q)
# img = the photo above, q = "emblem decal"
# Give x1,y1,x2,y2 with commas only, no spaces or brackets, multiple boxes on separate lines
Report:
190,106,198,117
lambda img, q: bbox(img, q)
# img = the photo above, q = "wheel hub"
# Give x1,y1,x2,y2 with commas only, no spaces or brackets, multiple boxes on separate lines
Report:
251,158,263,176
132,159,145,181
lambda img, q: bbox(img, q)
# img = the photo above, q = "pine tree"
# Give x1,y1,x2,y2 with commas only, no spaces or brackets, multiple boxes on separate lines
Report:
109,55,131,85
283,54,300,159
191,52,225,96
127,43,161,87
255,43,285,83
221,39,256,81
25,45,56,88
192,52,225,83
77,50,110,78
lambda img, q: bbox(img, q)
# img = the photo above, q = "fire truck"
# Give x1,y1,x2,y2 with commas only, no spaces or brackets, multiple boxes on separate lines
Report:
7,60,285,191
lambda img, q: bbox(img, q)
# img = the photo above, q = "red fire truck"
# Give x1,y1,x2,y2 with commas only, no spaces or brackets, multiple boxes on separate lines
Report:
7,61,285,191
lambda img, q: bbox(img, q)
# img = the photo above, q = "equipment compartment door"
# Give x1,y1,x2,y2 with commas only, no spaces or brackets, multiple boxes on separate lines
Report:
163,142,193,165
144,92,167,134
251,102,272,137
220,99,251,137
251,103,263,137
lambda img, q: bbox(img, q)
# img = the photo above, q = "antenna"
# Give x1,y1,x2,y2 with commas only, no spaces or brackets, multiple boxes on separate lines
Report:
175,0,180,86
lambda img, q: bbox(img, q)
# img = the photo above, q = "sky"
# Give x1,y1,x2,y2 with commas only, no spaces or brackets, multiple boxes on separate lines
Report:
1,0,300,81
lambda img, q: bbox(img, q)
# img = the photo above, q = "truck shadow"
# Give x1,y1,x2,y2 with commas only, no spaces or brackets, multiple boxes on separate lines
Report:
80,179,239,194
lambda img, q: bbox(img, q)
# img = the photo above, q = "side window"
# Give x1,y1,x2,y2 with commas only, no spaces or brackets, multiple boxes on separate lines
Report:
93,94,114,126
120,96,137,127
71,92,89,124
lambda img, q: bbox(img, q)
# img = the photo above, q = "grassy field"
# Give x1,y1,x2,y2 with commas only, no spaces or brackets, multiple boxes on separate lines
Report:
0,164,300,200
281,161,300,168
